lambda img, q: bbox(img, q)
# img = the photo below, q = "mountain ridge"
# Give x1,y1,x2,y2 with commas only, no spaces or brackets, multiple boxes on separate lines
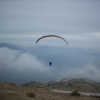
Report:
22,78,100,93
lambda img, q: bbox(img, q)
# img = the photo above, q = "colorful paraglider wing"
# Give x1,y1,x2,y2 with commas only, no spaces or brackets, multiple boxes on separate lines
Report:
36,35,68,45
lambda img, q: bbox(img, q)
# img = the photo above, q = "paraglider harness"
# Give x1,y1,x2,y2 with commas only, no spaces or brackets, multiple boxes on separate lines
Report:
49,62,52,66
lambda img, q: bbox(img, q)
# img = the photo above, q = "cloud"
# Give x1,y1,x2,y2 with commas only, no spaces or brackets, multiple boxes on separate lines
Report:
59,62,100,82
0,1,100,34
0,47,53,84
0,1,100,55
0,47,100,85
0,32,100,55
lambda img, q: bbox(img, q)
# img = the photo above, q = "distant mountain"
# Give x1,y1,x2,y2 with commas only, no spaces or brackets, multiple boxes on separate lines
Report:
22,78,100,93
0,43,24,51
0,43,34,52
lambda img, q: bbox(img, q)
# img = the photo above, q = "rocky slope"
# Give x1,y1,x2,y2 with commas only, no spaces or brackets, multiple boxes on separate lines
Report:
23,78,100,93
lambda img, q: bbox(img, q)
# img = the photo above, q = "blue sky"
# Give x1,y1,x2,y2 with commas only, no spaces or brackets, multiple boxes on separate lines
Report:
0,1,100,84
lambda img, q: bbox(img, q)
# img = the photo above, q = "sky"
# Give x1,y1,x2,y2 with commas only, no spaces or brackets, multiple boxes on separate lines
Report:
0,0,100,85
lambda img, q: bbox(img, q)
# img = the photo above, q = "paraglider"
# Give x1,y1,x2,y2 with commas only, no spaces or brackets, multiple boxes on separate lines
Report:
36,35,68,45
36,35,68,66
49,62,52,66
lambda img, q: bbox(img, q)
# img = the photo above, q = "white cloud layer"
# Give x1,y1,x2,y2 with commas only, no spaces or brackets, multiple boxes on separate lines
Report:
60,63,100,82
0,47,100,84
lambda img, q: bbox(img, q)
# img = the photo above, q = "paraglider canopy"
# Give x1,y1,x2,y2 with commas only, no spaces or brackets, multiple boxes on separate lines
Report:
36,35,68,45
36,35,68,66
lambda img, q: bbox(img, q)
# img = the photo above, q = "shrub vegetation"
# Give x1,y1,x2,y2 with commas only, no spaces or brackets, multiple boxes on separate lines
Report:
27,92,35,98
71,90,80,96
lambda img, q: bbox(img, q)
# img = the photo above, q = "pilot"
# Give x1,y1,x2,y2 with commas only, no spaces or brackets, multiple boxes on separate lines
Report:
49,62,52,66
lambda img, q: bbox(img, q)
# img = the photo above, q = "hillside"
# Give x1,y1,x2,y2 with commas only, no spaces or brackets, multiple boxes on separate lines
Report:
23,78,100,93
0,81,99,100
